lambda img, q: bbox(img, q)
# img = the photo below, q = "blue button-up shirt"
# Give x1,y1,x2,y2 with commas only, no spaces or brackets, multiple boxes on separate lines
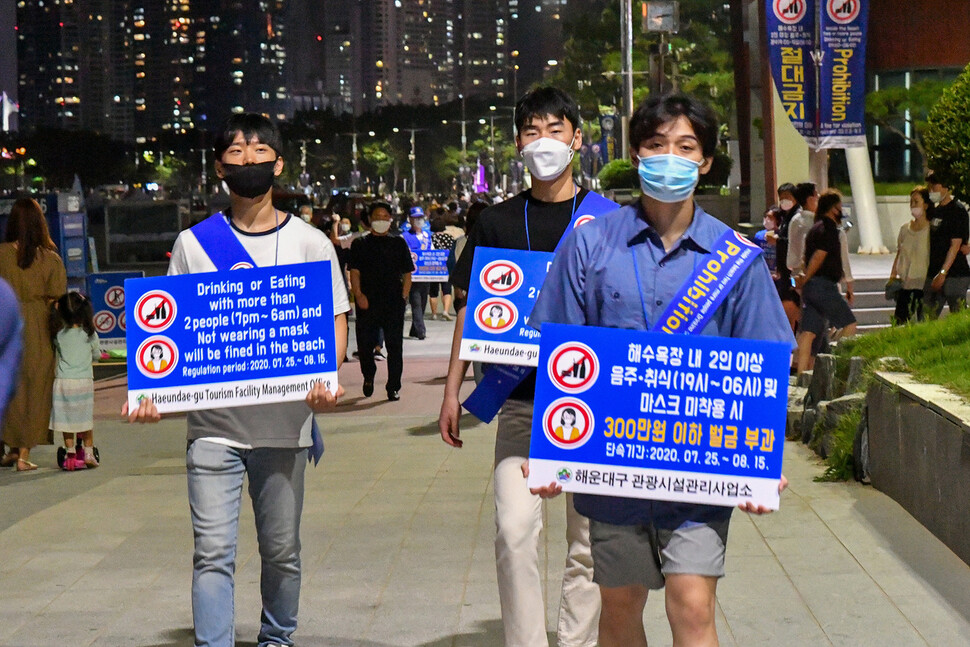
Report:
530,202,795,526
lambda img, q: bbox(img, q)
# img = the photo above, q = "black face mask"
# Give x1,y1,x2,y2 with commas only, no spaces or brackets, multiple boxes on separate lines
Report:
221,160,277,199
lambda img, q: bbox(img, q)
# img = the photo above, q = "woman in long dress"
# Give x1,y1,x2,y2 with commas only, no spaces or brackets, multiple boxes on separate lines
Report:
0,198,67,471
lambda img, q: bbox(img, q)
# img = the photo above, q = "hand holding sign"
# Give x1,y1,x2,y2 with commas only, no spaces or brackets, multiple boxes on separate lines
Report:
122,396,161,424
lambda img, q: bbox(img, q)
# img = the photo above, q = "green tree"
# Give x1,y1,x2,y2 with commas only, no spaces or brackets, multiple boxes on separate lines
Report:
598,158,637,190
866,79,950,176
925,63,970,197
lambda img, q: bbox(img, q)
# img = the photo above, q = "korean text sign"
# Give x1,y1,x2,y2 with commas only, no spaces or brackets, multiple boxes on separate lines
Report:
528,324,790,509
410,249,450,282
125,261,337,413
459,247,551,366
86,271,143,350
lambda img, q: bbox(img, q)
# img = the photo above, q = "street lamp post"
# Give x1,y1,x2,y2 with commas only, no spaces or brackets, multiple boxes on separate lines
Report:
620,0,635,155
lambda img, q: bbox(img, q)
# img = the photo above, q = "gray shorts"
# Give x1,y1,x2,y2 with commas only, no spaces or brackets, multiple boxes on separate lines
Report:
589,517,730,589
801,276,855,336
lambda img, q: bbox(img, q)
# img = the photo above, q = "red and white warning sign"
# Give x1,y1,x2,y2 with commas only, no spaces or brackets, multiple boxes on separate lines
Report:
105,286,126,309
230,261,254,270
479,259,524,296
135,336,178,379
773,0,808,24
118,311,127,332
826,0,860,24
542,397,595,450
134,290,177,333
547,342,599,394
93,310,117,334
474,297,517,334
573,214,596,228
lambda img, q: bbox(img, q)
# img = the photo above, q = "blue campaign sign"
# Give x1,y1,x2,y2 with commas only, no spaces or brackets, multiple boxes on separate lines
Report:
410,249,450,282
124,261,337,413
459,247,552,366
818,0,868,148
766,0,818,147
528,324,790,509
86,271,144,350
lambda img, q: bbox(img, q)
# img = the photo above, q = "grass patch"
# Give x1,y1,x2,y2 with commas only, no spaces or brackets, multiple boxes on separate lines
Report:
815,409,862,482
834,309,970,400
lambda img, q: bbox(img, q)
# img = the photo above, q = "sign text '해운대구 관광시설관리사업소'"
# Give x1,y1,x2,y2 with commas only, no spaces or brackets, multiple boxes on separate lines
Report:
124,261,338,413
528,323,791,510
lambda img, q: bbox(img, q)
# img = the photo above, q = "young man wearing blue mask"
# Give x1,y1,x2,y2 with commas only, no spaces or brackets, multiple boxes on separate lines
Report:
528,94,793,647
439,86,602,647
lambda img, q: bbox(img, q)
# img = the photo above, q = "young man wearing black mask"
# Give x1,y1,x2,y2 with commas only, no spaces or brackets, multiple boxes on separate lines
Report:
125,112,350,647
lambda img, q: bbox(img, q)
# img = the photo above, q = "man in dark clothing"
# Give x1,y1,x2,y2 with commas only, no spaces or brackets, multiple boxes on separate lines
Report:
349,202,414,401
795,190,857,372
924,172,970,316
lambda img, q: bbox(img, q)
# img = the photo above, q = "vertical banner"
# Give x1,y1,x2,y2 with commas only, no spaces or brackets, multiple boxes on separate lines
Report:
818,0,868,148
766,0,817,146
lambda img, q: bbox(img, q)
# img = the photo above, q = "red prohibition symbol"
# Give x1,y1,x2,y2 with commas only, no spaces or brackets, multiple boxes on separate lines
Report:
542,397,595,450
93,310,116,334
573,214,596,228
826,0,860,24
548,341,599,394
480,259,524,296
118,310,127,331
230,261,254,270
136,336,178,379
105,286,126,309
474,297,518,333
773,0,807,24
134,290,177,332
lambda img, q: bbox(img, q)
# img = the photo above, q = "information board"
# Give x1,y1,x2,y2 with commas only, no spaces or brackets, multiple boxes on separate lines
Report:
86,271,144,351
410,249,450,282
125,261,338,413
459,247,552,366
528,323,790,509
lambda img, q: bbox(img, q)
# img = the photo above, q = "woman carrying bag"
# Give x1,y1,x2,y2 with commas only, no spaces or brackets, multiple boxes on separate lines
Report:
889,186,932,324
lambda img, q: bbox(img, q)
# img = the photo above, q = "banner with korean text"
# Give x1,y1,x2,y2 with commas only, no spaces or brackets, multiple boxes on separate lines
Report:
528,323,790,509
459,247,550,366
410,249,450,282
124,261,337,413
766,0,817,145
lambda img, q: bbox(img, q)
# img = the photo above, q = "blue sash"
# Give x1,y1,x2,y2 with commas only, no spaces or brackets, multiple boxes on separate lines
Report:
462,191,618,423
464,226,763,424
191,212,325,465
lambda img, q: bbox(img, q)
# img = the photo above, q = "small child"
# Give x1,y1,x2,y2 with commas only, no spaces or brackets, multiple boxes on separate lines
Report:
49,292,101,470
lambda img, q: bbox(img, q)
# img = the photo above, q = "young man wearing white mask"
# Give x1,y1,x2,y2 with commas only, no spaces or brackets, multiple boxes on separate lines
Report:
439,87,602,647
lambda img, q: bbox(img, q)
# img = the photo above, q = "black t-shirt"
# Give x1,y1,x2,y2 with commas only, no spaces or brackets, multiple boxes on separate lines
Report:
452,188,590,401
927,200,970,277
804,217,843,283
348,233,415,305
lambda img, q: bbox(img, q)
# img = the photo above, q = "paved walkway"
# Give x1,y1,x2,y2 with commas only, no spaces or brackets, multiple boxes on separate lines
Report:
2,316,970,646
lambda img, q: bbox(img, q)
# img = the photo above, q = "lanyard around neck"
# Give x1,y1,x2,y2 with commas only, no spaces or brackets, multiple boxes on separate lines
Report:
523,186,578,252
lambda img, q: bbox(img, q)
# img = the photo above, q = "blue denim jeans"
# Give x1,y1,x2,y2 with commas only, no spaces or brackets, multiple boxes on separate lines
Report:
186,440,307,647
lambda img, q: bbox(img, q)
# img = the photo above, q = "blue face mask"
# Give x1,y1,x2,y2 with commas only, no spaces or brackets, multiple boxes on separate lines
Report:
636,154,702,203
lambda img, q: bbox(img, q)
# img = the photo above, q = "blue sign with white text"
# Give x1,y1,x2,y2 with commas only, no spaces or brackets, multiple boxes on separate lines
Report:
460,247,552,366
410,249,450,282
528,324,790,509
124,262,337,413
87,271,144,350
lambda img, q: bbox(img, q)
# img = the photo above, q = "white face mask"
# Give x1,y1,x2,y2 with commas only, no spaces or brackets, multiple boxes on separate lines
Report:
370,220,391,234
521,137,575,181
300,212,312,223
779,199,795,211
339,223,351,233
911,207,924,218
929,191,943,204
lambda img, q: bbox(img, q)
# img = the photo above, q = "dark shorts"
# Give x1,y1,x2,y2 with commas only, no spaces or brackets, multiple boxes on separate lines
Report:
589,517,730,589
801,277,855,336
429,281,452,297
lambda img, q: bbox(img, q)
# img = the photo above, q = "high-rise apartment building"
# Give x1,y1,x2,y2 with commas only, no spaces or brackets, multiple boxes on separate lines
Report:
457,0,510,99
16,0,291,141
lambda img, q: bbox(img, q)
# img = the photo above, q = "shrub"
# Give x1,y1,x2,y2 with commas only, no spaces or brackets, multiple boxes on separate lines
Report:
597,158,638,190
924,62,970,197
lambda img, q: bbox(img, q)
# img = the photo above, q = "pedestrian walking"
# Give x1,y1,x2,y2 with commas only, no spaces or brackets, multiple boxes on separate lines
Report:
923,171,970,316
888,186,932,324
528,92,792,647
795,190,857,373
0,197,67,472
48,291,102,470
439,86,601,647
125,112,350,647
429,214,455,321
403,205,432,339
349,202,414,401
